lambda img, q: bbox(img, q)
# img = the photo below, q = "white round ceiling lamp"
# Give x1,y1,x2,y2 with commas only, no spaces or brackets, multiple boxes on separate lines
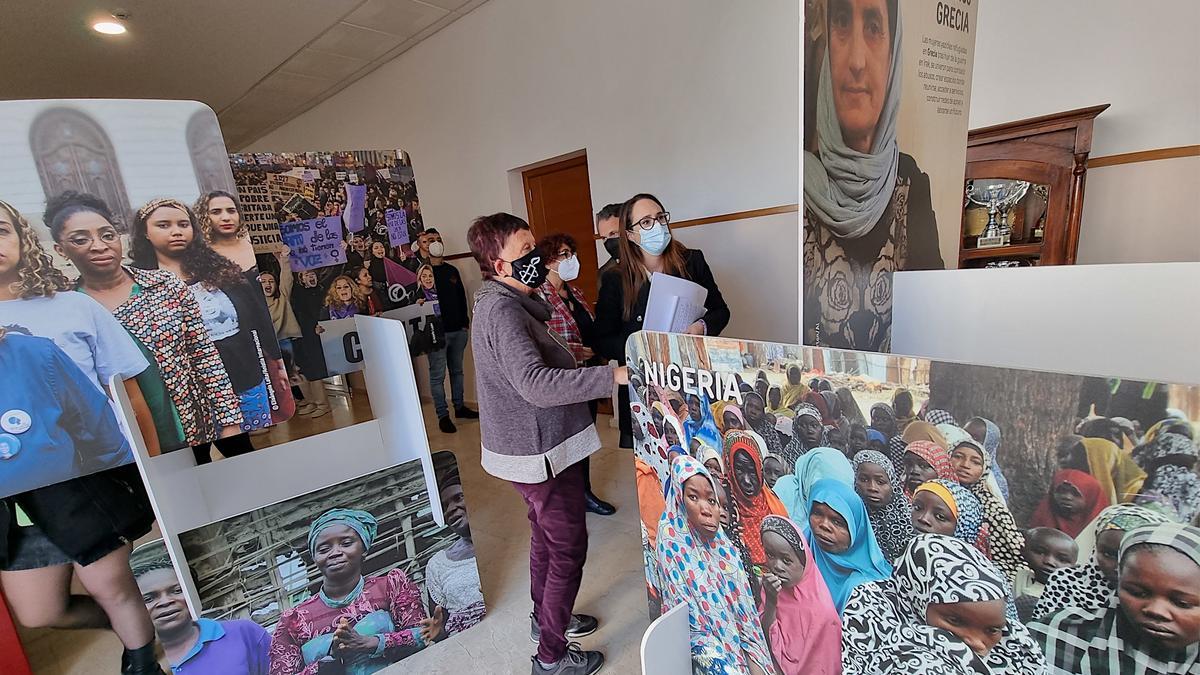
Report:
92,10,129,35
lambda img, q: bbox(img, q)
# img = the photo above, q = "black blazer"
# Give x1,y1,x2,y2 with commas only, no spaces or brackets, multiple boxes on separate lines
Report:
593,248,730,362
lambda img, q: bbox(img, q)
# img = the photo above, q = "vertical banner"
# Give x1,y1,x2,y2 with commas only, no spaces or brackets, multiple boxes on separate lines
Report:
802,0,977,351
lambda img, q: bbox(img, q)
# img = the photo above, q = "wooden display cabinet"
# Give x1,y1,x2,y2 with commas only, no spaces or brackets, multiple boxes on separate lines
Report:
959,104,1108,268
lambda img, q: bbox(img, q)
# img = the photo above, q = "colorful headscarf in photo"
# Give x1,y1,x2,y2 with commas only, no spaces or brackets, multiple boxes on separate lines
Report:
842,534,1046,675
655,455,773,675
774,446,854,523
914,480,987,555
853,449,913,561
1030,469,1110,539
902,440,956,497
308,508,378,557
723,430,788,566
803,478,892,612
759,515,842,674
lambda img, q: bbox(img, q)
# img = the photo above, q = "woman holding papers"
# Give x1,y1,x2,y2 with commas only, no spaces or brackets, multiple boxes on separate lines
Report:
594,192,729,448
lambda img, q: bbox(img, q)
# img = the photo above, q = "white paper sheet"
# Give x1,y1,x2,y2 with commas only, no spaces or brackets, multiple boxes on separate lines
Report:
644,272,708,333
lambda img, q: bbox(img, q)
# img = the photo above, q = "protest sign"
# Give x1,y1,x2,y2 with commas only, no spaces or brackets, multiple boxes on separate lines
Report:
236,184,283,252
385,208,409,247
280,216,344,271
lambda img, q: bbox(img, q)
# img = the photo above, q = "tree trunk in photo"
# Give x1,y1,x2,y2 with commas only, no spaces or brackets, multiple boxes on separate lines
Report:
928,362,1084,525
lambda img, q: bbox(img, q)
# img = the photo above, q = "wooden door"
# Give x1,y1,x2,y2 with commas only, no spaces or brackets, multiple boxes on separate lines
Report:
522,155,599,303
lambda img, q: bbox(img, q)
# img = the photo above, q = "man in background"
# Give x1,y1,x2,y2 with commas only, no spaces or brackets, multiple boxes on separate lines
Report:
426,228,477,433
595,203,622,284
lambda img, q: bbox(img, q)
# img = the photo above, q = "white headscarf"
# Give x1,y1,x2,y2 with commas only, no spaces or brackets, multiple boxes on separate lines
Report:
803,1,904,239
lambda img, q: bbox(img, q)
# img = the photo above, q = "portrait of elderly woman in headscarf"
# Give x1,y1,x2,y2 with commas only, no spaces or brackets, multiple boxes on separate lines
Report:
267,509,436,675
803,0,943,351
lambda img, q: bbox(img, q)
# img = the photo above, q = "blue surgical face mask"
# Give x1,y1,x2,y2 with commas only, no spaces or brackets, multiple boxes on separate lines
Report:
635,222,672,256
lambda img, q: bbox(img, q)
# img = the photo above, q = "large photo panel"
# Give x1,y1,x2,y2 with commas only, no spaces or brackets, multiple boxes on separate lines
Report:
0,99,294,497
803,0,977,350
627,330,1197,673
176,452,485,674
229,150,444,379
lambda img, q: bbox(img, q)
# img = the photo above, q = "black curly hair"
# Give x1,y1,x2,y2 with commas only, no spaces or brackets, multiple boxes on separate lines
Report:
43,191,123,242
129,198,245,288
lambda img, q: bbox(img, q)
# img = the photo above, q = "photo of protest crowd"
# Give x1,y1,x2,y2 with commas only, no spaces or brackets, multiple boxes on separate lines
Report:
628,332,1200,674
176,452,485,675
230,150,451,375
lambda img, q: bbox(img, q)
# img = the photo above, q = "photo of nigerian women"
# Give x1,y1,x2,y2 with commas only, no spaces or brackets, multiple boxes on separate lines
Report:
628,332,1200,675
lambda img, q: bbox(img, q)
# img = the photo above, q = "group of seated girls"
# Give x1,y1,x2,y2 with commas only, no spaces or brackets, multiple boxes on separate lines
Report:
631,365,1200,674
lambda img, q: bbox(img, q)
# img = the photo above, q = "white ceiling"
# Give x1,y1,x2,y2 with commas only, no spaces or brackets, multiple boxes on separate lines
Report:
0,0,488,150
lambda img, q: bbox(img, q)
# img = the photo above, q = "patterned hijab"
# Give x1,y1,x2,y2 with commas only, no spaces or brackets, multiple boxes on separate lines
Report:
723,430,787,566
631,401,669,485
914,480,987,554
759,515,842,675
1032,523,1200,675
923,409,958,426
842,535,1046,675
1035,504,1175,620
937,423,1025,576
1140,433,1200,523
853,449,914,561
967,417,1011,502
803,478,893,612
655,455,773,674
902,440,956,497
1030,469,1110,539
774,447,855,523
781,403,827,466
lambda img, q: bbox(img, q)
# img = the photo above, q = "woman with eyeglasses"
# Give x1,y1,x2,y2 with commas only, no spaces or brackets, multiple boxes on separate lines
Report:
593,193,729,449
535,232,616,516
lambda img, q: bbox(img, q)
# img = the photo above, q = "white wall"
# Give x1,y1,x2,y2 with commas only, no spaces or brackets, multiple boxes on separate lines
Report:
248,0,800,351
970,0,1200,264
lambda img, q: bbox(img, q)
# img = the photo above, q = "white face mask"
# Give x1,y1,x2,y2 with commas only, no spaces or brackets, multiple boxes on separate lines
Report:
557,254,580,282
428,240,445,258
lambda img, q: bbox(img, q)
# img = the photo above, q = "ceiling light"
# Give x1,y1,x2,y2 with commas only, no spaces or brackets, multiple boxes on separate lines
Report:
92,10,129,35
93,21,126,34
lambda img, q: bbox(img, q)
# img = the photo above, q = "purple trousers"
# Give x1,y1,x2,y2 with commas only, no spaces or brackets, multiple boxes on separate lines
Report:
512,460,589,663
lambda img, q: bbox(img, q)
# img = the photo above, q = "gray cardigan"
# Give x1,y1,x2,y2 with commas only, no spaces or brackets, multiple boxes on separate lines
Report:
471,280,614,483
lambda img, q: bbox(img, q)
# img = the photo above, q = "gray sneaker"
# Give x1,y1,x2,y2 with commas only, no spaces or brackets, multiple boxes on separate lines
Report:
530,612,599,643
530,642,604,675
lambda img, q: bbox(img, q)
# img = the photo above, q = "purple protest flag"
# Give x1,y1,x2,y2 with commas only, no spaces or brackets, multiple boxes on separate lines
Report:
343,183,367,233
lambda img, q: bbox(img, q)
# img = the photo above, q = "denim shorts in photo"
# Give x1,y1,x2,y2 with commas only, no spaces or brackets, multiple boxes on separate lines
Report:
2,520,74,571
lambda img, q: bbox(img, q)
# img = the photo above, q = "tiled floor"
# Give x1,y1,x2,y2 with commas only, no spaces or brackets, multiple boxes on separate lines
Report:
16,397,649,674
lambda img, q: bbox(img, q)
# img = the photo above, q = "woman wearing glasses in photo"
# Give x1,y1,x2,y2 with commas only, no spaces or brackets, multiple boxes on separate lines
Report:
535,232,616,516
594,193,729,449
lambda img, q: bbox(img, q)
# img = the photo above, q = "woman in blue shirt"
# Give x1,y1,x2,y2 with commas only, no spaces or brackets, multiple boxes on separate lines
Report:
0,200,164,675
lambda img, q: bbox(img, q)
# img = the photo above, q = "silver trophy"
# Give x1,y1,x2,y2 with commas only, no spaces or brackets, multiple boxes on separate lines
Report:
966,179,1030,248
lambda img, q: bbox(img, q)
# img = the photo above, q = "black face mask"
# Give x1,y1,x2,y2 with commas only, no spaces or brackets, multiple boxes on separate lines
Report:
604,237,620,259
503,248,547,288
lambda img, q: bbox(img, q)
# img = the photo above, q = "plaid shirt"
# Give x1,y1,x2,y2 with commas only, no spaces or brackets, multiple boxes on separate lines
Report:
537,280,593,367
1031,600,1200,674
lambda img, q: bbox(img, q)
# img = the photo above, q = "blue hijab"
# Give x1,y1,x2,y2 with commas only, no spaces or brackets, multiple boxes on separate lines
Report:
803,478,893,613
773,447,854,523
681,391,723,454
